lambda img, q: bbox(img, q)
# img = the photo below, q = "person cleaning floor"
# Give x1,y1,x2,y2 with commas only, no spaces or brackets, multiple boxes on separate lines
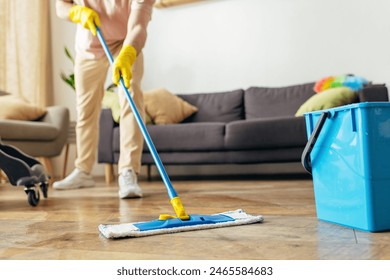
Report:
54,0,155,198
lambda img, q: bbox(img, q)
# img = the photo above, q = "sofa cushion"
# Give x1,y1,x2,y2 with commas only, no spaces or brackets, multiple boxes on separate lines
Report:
225,116,307,150
179,89,244,123
244,83,315,119
147,122,226,152
0,119,59,141
113,123,226,153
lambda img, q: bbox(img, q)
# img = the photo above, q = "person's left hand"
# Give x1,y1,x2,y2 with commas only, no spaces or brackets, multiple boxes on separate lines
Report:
112,45,137,88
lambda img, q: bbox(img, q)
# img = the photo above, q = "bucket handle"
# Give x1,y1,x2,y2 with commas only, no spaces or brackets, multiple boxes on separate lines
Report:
301,111,330,174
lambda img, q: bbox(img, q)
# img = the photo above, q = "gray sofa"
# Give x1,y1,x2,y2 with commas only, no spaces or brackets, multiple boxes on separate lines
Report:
98,82,388,181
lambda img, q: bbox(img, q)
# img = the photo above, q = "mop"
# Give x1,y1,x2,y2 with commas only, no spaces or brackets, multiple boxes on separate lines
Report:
96,27,263,238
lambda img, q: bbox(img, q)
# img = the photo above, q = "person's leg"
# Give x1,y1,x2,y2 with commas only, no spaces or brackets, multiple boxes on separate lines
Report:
117,52,145,198
74,57,110,173
118,52,145,173
54,56,109,190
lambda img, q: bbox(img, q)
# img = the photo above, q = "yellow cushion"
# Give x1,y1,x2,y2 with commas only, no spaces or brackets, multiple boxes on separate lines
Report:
0,95,47,121
144,88,198,124
295,87,357,116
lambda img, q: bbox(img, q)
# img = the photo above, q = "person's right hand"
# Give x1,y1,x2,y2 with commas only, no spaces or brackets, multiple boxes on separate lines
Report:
68,5,100,36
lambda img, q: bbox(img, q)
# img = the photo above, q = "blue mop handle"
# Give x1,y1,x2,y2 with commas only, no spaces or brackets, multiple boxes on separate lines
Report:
96,27,178,200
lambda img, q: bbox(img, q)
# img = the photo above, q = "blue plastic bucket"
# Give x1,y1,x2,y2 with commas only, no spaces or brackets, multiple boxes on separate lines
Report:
303,102,390,232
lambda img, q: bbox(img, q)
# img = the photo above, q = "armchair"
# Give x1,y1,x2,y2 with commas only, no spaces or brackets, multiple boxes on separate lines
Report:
0,91,70,180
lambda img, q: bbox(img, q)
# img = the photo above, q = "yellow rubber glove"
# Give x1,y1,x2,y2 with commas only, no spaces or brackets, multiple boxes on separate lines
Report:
69,5,100,36
112,45,137,88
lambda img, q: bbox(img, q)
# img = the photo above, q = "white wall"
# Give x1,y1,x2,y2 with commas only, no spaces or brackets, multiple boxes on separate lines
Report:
143,0,390,93
49,0,390,176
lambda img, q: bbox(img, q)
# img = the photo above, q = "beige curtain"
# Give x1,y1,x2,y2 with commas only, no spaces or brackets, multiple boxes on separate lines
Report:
0,0,52,107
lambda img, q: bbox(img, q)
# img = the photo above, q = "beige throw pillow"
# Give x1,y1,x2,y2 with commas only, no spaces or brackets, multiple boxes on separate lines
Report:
0,95,47,121
144,88,198,124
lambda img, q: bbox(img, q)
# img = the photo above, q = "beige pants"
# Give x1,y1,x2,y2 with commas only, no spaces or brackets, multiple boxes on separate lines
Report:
74,51,145,175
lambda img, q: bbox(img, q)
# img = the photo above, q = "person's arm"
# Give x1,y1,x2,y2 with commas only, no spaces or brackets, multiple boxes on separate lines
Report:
123,0,155,55
112,0,155,88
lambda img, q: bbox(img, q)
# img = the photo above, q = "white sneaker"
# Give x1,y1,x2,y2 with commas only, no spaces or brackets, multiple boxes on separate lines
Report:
53,168,95,190
118,169,143,199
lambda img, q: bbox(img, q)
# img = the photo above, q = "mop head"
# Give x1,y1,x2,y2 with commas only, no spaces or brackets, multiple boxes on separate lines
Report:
98,209,263,239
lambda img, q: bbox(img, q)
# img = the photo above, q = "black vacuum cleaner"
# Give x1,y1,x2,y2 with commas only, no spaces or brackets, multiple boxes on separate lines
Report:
0,139,49,206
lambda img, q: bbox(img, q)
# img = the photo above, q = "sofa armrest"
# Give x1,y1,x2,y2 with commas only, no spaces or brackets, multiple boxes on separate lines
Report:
41,106,69,130
98,108,115,163
358,84,388,102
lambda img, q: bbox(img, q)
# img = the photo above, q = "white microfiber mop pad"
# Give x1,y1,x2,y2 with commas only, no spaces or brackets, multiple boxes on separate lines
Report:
98,209,263,239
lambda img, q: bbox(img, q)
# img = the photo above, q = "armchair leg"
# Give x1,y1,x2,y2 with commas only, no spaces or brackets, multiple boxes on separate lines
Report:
38,157,53,185
0,169,7,183
62,143,70,179
105,164,114,185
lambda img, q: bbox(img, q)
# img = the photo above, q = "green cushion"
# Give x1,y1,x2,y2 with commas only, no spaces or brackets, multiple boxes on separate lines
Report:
102,90,153,124
102,91,121,123
295,87,357,116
